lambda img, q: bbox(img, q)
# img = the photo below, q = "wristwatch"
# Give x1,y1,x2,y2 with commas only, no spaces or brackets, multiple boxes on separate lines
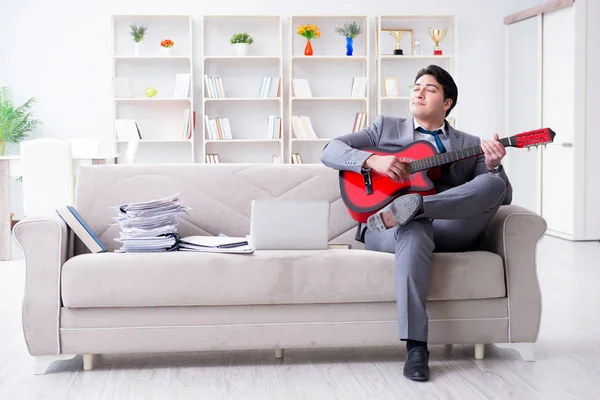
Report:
487,163,503,174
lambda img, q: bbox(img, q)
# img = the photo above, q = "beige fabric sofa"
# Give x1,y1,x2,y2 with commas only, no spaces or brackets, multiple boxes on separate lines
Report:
13,163,546,374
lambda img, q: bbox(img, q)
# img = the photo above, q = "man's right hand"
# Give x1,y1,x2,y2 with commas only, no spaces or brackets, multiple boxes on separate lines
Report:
364,155,410,181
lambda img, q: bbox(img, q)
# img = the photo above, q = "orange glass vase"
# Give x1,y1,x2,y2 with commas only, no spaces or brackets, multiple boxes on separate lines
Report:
304,40,313,56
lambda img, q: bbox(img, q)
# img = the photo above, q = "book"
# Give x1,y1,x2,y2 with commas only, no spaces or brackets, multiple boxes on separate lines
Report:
56,206,107,253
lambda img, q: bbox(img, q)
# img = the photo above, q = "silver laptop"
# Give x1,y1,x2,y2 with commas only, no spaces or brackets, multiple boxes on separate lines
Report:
249,200,330,250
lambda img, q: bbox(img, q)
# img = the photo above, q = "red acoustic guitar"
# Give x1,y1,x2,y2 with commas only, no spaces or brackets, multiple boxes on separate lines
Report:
339,127,556,223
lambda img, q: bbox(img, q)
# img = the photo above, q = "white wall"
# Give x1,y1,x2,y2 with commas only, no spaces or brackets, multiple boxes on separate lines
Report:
0,0,508,156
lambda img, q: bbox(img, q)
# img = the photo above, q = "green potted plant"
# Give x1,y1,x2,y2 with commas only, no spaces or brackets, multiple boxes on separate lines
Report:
230,32,254,56
335,22,361,56
0,86,41,156
130,24,147,56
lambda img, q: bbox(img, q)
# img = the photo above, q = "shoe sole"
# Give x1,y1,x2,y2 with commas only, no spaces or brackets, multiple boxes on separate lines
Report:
366,194,423,232
403,373,429,382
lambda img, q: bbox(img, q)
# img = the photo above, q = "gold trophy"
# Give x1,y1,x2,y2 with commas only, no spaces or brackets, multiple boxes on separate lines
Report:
428,28,447,55
389,30,406,55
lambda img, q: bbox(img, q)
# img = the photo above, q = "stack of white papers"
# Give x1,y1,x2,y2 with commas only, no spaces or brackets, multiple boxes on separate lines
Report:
111,193,190,253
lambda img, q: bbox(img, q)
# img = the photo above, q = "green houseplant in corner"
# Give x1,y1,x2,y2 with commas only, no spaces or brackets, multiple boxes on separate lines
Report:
0,86,41,156
230,32,254,56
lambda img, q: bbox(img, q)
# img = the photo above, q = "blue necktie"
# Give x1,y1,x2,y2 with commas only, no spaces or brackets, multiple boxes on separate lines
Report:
416,126,447,153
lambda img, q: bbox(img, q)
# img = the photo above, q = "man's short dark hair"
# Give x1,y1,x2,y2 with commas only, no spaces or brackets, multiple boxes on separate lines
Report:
415,65,458,117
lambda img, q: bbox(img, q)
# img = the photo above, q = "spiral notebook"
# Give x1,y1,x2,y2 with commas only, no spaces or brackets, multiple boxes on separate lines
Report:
178,236,254,253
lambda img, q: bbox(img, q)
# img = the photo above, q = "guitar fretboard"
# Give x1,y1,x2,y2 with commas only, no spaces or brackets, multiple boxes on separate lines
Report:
409,138,510,172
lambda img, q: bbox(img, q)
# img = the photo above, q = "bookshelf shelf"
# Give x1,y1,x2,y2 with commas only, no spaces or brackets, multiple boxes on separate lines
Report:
289,15,370,164
113,56,192,60
203,97,281,102
380,55,453,60
291,55,368,61
116,140,192,144
291,138,332,142
111,14,195,164
205,139,282,143
204,56,281,60
291,97,367,101
114,98,191,102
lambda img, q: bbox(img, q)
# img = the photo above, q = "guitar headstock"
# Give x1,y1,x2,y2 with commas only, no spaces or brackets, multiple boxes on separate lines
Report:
506,127,556,149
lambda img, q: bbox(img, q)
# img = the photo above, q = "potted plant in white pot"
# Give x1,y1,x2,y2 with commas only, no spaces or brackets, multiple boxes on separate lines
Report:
0,86,41,156
230,32,254,56
130,23,147,56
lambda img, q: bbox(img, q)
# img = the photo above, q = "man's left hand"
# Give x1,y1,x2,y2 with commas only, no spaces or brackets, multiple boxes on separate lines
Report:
481,133,506,170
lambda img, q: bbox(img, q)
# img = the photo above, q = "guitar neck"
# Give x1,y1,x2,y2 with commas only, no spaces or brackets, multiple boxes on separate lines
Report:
409,137,511,172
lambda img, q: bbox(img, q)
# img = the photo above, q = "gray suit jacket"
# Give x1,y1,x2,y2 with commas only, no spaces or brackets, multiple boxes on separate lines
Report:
320,115,513,240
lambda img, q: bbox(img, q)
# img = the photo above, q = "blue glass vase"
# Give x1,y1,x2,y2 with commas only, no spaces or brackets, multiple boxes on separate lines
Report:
346,37,354,56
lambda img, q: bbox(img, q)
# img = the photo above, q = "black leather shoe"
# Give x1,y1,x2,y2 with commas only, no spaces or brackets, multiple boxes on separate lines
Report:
403,346,430,381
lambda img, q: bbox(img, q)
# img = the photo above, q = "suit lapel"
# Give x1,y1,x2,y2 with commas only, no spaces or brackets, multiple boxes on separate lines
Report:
396,118,414,147
445,120,464,151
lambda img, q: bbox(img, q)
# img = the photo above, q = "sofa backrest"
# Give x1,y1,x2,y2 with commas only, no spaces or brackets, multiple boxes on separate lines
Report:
73,163,364,254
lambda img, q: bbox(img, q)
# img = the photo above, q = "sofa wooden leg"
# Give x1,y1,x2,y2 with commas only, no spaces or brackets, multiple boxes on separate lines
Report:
475,344,485,360
83,354,94,370
274,348,284,359
34,354,77,375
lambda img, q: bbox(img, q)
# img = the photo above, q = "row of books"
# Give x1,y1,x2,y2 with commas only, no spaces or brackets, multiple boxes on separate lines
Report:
291,153,304,164
204,115,282,140
115,119,142,141
291,115,318,139
204,116,233,140
181,109,193,140
204,75,225,98
267,115,283,139
259,77,281,98
351,112,368,132
206,153,221,163
350,77,368,98
174,74,191,98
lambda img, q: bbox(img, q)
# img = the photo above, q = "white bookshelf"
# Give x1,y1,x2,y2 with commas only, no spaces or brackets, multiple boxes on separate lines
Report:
111,14,195,164
202,15,284,164
376,15,458,124
289,15,369,164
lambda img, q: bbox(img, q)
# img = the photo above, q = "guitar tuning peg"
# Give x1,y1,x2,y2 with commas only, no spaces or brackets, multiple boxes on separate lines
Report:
544,143,547,148
527,146,531,152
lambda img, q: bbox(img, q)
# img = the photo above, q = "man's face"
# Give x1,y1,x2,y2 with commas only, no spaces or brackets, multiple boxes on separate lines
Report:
409,74,451,120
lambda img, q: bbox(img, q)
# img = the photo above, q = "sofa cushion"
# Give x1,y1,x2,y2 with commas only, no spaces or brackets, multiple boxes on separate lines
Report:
61,249,506,308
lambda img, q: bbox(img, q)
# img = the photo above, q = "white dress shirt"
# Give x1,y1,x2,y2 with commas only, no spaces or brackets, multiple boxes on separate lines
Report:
413,118,451,153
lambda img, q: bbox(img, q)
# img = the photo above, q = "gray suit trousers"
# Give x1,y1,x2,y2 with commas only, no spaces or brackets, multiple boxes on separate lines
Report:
363,173,508,342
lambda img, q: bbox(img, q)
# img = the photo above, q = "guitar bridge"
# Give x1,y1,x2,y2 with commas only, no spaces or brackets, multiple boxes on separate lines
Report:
362,170,373,195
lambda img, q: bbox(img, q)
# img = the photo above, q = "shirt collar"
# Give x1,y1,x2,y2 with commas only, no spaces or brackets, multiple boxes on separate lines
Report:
414,118,448,138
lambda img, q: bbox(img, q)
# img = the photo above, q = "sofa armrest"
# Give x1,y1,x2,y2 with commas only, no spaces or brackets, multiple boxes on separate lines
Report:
12,215,70,356
480,205,547,343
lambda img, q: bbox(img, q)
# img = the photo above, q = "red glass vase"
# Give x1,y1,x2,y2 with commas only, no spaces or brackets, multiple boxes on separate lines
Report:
304,40,313,56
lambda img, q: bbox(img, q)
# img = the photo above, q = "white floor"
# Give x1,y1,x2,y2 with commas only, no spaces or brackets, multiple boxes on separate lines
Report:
1,235,600,400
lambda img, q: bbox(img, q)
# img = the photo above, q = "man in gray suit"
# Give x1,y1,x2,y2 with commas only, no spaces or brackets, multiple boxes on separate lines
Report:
320,65,512,382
